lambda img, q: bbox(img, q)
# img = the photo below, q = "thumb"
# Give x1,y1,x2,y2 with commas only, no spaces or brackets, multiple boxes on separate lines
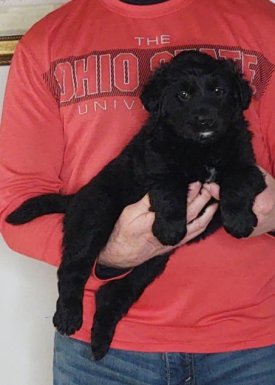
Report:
125,194,155,227
126,194,151,216
204,183,220,200
138,193,151,210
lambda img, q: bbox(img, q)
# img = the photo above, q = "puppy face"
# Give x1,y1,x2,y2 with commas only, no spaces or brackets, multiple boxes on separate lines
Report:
162,66,239,143
141,51,252,144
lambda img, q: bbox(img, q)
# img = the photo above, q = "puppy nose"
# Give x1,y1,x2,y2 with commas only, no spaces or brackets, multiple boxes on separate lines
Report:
197,115,215,127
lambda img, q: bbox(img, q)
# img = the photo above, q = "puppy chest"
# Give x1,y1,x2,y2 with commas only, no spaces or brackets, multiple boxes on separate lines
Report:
203,166,218,183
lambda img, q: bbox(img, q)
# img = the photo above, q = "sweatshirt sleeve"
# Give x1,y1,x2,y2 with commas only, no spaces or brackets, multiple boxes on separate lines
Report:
0,40,64,267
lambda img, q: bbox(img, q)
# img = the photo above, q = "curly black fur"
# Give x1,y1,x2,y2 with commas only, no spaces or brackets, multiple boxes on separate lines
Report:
6,51,266,360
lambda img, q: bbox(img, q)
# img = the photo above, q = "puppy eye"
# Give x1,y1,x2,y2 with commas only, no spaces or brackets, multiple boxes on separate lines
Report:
213,87,225,96
178,90,191,101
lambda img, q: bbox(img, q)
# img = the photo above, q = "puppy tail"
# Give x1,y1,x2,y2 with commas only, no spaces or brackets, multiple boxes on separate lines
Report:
6,193,73,225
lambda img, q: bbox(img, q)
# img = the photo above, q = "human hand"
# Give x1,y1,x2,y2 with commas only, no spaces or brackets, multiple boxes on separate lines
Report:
97,183,218,269
248,168,275,237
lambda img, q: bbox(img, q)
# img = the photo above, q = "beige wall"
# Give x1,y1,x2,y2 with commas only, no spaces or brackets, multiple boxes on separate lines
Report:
0,65,57,385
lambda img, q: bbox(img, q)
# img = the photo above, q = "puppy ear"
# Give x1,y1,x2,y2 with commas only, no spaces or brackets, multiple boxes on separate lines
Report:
237,75,253,110
140,63,170,113
223,59,252,110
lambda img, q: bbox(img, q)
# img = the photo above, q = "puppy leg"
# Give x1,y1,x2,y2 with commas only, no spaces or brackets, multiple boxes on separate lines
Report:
149,181,188,246
53,190,123,335
220,165,266,238
91,253,169,360
53,222,111,335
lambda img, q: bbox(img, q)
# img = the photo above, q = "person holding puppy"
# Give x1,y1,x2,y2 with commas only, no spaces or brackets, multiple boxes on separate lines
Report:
1,0,275,384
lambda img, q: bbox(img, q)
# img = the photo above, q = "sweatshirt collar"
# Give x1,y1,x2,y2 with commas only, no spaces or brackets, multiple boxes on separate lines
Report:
99,0,194,18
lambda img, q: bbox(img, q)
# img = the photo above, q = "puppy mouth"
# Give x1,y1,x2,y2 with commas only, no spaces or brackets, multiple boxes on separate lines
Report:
199,131,214,139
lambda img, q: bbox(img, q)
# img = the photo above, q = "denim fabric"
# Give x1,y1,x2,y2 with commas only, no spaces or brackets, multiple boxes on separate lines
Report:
53,333,275,385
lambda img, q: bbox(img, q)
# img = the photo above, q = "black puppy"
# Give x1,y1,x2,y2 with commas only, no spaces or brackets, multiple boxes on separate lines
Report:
7,51,266,360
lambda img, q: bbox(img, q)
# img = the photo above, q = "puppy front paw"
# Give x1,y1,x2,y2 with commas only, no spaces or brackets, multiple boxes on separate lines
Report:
152,217,187,246
221,208,257,238
53,300,83,335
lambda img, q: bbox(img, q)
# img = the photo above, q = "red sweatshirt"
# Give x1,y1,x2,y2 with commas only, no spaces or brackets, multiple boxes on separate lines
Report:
0,0,275,353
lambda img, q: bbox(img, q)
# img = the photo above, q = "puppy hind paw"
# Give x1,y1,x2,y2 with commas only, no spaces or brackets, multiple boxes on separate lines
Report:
91,341,110,361
53,304,83,335
91,329,112,361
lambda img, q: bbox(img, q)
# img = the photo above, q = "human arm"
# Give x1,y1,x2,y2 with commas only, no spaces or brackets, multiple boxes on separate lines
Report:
0,40,64,266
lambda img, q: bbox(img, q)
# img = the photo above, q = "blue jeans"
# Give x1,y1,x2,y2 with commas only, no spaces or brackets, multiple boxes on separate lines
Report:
53,333,275,385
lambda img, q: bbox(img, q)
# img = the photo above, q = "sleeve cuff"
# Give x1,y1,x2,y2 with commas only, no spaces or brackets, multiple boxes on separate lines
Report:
92,259,132,282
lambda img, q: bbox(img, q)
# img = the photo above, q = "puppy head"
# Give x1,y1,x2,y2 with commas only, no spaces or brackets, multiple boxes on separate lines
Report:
141,50,252,143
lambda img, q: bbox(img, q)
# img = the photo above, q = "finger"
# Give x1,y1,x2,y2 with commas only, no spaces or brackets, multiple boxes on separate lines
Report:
188,203,218,234
186,187,212,223
182,203,219,244
187,182,202,204
204,183,220,200
138,193,151,210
